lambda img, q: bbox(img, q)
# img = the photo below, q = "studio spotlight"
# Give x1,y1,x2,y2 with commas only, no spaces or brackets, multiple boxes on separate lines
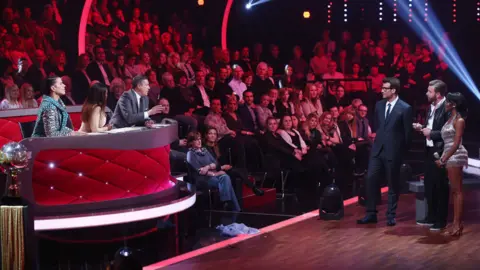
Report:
198,0,204,6
303,10,311,19
246,3,252,9
113,247,142,270
318,169,344,220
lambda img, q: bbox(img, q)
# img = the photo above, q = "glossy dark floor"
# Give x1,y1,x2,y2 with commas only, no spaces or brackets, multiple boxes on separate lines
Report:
167,190,480,270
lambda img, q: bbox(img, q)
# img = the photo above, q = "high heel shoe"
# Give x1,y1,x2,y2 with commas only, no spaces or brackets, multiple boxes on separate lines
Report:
448,223,464,237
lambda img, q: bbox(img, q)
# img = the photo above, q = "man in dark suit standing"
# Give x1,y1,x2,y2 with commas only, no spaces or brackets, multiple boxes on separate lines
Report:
357,77,413,226
413,80,449,231
110,75,163,128
87,46,114,87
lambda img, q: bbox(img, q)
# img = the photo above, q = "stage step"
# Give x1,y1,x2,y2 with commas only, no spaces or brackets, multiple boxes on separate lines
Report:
242,187,277,209
241,175,277,209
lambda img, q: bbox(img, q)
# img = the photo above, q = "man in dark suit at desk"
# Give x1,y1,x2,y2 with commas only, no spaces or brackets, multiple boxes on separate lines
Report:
110,75,163,128
414,80,449,231
357,77,412,226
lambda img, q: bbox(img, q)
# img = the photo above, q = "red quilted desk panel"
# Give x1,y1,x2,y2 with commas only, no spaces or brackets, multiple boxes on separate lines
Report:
32,146,174,205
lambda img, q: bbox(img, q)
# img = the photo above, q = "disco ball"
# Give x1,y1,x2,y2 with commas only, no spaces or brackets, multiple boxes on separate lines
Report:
1,142,29,169
1,142,16,164
11,143,28,169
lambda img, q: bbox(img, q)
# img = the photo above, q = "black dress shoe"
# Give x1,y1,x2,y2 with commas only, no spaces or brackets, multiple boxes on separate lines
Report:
223,201,233,211
357,215,378,224
430,222,446,231
416,218,434,227
387,218,396,226
252,186,265,196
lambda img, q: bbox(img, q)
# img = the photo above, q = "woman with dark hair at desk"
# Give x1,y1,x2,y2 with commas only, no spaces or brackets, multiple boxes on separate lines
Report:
79,83,113,133
32,76,85,137
186,131,241,211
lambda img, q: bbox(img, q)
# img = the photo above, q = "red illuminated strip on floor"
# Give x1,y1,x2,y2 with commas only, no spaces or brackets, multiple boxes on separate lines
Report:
143,187,389,270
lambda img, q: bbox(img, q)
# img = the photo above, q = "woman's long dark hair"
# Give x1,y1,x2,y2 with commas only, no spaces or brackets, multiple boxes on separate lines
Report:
446,92,468,119
204,127,221,158
43,76,60,96
81,83,108,122
113,53,126,76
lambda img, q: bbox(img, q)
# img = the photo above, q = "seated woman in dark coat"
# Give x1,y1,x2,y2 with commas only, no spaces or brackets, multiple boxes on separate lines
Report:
262,117,304,189
32,76,86,137
186,132,241,211
337,107,370,174
222,97,263,171
300,113,337,178
276,114,329,188
204,127,264,203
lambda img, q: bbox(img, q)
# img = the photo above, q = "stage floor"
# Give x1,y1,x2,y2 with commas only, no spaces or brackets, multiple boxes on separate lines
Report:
161,190,480,270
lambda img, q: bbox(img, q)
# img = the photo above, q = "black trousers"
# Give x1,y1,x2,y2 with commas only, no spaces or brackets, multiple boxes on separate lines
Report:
219,135,246,169
366,148,402,218
424,147,449,223
226,168,253,208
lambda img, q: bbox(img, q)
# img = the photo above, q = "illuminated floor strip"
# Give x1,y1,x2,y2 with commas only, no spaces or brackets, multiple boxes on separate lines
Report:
143,187,389,270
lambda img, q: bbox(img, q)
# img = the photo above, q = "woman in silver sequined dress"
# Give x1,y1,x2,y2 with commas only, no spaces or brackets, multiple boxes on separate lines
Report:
436,92,468,236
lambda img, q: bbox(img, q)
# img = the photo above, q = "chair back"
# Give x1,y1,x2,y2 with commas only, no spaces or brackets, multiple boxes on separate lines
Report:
184,159,197,185
18,121,36,138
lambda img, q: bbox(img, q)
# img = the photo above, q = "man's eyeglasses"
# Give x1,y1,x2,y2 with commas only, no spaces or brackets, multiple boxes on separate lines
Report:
358,109,368,113
381,87,392,92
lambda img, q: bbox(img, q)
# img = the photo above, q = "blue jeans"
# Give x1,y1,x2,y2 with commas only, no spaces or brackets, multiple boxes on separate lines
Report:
207,174,241,212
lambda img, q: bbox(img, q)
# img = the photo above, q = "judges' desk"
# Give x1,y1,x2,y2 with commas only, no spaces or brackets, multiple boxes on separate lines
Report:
0,107,195,231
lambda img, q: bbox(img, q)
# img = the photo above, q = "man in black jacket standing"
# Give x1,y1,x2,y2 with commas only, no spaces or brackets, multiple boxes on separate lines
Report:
357,77,413,226
414,80,450,231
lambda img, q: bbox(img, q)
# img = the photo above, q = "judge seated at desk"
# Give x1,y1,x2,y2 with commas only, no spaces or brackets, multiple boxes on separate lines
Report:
32,76,86,137
110,75,163,128
79,82,113,133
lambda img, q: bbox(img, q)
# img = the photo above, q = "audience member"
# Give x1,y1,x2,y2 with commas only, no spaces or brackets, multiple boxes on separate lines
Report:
186,131,241,211
275,88,295,119
72,54,92,104
256,94,273,131
237,90,259,133
0,83,22,110
107,77,126,111
251,62,273,104
229,65,247,101
325,84,349,111
87,46,114,86
205,98,246,168
300,83,323,117
60,76,75,105
20,83,38,108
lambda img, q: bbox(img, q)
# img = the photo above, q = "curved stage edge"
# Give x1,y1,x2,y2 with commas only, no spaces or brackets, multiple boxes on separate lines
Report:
0,107,196,232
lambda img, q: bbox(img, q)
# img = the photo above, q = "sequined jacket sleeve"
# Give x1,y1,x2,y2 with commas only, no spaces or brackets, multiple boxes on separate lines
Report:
42,108,73,137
